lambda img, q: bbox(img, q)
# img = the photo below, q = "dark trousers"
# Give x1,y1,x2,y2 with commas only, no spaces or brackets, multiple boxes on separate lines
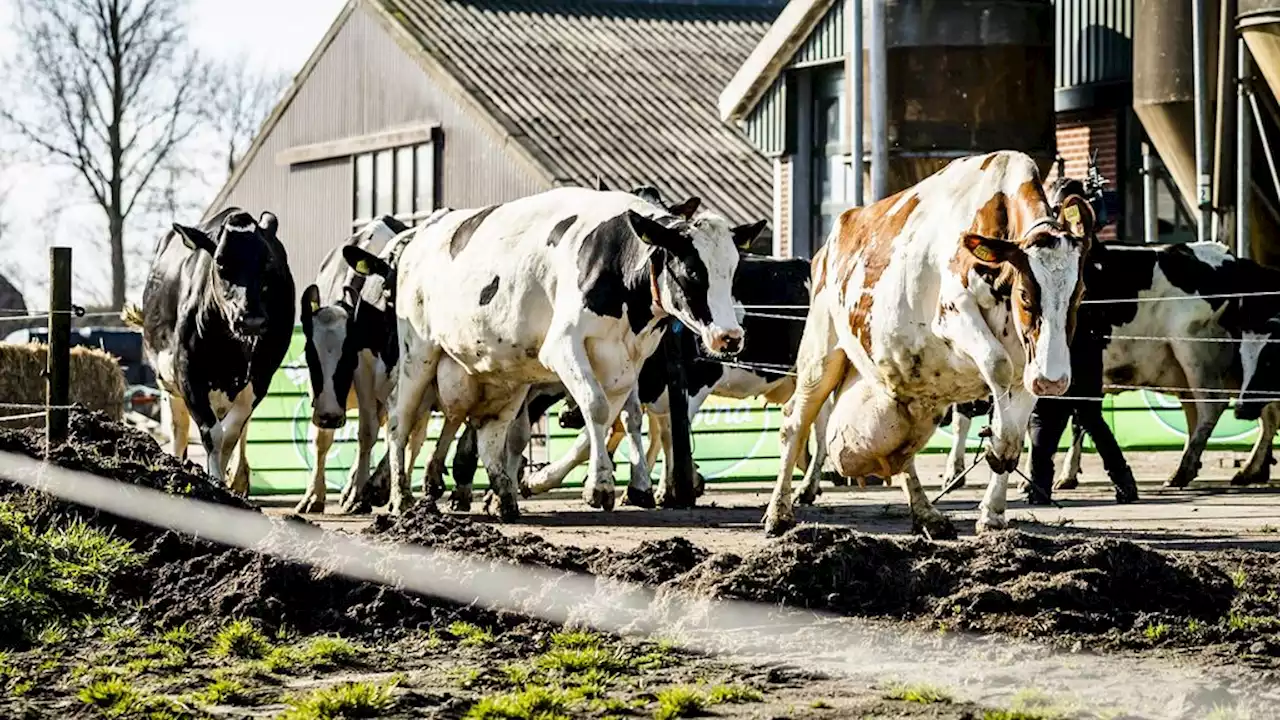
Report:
1028,398,1132,495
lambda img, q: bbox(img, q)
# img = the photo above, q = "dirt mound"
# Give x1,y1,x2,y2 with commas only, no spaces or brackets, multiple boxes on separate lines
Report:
677,527,1234,635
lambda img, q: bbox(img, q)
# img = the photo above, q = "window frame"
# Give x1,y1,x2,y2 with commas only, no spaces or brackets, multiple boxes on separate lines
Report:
351,139,437,230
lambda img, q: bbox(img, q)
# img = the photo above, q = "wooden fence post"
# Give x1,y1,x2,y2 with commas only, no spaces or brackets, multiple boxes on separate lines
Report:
661,326,696,508
46,247,72,449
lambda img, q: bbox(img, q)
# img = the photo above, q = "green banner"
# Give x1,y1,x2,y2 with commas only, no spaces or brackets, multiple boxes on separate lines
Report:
241,328,1272,494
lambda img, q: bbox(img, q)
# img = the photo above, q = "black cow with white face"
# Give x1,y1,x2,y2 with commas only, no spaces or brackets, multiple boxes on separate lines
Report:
131,208,295,493
296,215,411,514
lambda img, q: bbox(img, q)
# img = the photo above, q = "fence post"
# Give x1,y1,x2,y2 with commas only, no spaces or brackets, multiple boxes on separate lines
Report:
661,326,696,508
46,247,72,449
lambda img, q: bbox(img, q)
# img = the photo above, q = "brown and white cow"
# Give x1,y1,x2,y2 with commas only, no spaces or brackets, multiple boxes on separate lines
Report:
765,151,1092,537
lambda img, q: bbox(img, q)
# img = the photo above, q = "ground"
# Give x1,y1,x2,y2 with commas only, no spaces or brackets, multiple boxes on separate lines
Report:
2,414,1280,720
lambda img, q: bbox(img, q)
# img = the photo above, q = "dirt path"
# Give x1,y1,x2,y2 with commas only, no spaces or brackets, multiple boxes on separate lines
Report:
265,451,1280,555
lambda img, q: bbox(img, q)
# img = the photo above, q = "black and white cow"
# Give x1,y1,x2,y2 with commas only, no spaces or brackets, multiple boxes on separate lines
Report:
131,208,295,493
344,187,754,518
296,215,413,514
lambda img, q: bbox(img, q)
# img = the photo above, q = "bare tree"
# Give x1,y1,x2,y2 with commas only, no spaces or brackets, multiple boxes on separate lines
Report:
207,56,289,179
1,0,207,310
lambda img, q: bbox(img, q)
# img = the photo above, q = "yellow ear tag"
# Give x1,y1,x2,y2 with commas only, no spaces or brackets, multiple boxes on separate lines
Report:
971,244,997,263
355,259,370,275
309,299,320,313
1064,204,1084,235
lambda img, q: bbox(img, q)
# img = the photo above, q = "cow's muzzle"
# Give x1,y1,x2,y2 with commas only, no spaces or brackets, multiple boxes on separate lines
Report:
705,328,744,357
1031,375,1070,397
312,411,347,430
237,315,268,336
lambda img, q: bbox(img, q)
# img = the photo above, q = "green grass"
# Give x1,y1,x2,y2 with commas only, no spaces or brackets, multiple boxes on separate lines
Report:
1231,566,1248,589
78,676,192,718
264,636,362,674
450,666,482,689
535,646,629,676
982,689,1069,720
707,684,763,705
1143,622,1170,641
210,619,271,660
810,698,833,709
103,624,141,646
280,680,397,720
654,686,706,720
0,504,142,645
549,630,602,649
883,683,953,705
160,626,193,646
1227,612,1279,632
449,622,495,648
466,686,578,720
193,677,252,705
1187,618,1204,633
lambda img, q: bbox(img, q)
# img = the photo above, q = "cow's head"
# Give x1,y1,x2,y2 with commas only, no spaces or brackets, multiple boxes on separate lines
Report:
626,198,754,356
300,217,406,429
961,193,1093,396
1222,261,1280,421
174,210,280,337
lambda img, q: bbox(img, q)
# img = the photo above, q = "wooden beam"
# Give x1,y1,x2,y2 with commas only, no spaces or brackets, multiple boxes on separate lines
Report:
276,124,439,167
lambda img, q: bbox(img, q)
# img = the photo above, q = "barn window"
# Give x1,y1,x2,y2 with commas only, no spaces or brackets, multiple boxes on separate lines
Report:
351,140,437,229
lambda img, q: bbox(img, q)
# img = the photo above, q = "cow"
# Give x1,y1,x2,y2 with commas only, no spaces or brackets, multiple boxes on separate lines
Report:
127,208,295,493
517,248,815,504
296,215,413,514
765,151,1092,537
343,187,753,518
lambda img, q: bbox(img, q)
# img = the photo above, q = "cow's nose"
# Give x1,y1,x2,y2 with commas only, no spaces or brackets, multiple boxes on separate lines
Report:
239,316,267,335
1032,375,1070,397
312,411,346,429
709,328,744,357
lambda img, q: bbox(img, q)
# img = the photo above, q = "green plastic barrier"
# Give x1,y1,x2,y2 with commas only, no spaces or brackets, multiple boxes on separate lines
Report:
241,328,1275,495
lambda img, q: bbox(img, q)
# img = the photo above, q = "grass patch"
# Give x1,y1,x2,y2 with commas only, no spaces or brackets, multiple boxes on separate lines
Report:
1230,566,1248,589
466,686,577,720
280,680,397,720
449,622,495,648
264,636,362,674
450,667,482,689
883,683,953,705
549,630,602,649
103,624,140,646
707,684,763,705
0,504,142,645
1187,618,1204,633
1143,622,1169,641
1227,612,1279,632
210,619,271,660
193,677,252,705
810,699,833,709
161,625,193,646
535,646,629,676
982,689,1069,720
78,675,191,718
654,686,706,720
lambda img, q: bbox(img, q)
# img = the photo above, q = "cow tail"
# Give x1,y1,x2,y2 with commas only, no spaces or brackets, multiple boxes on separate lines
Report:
121,303,145,328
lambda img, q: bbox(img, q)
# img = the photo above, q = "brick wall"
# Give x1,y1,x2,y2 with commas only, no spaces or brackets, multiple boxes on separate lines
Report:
1047,110,1119,242
774,156,792,257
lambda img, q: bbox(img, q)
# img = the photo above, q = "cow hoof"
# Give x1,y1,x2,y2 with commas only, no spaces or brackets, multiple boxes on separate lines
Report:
794,486,819,506
694,472,706,498
975,512,1007,534
1231,466,1271,486
763,511,796,537
294,494,326,515
913,513,957,540
427,480,446,501
942,474,966,490
625,486,656,509
518,481,533,499
485,493,521,522
584,485,616,511
823,470,847,487
388,495,417,516
1115,485,1139,504
657,489,694,509
1163,472,1193,489
1054,474,1080,491
450,488,473,513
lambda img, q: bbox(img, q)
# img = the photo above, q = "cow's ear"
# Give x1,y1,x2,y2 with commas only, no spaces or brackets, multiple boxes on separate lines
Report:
627,211,688,251
258,211,279,240
668,197,700,220
301,284,320,324
732,220,768,251
343,246,391,278
595,175,609,191
173,224,215,254
1057,195,1095,238
961,233,1023,267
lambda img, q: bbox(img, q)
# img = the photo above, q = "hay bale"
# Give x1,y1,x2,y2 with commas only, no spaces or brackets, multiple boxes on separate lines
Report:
0,343,126,428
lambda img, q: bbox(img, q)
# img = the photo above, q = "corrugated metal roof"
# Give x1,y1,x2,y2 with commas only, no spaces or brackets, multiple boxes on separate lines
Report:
375,0,779,223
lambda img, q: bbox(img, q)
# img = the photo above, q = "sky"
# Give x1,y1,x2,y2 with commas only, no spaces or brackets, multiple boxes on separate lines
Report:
0,0,346,306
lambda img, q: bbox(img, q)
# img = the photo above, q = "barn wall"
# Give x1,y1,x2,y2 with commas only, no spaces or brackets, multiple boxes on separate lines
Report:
217,2,546,295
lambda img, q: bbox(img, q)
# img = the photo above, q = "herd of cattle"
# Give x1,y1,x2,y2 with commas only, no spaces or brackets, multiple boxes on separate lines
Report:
125,150,1280,538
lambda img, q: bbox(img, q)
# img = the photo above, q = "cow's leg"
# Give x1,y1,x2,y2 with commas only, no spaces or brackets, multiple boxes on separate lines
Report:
339,360,381,509
1056,417,1086,491
899,457,953,539
795,393,833,505
426,416,464,501
298,425,334,514
207,386,256,491
168,394,191,461
478,390,530,521
764,302,846,536
230,419,252,496
976,391,1037,533
943,409,972,488
622,389,656,508
644,409,664,478
386,349,441,516
523,431,591,496
1233,402,1280,485
451,424,479,511
654,384,714,505
1166,397,1225,488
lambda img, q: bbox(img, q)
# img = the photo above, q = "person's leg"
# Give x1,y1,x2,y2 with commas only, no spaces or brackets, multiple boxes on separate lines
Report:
1027,400,1070,505
1075,401,1138,503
